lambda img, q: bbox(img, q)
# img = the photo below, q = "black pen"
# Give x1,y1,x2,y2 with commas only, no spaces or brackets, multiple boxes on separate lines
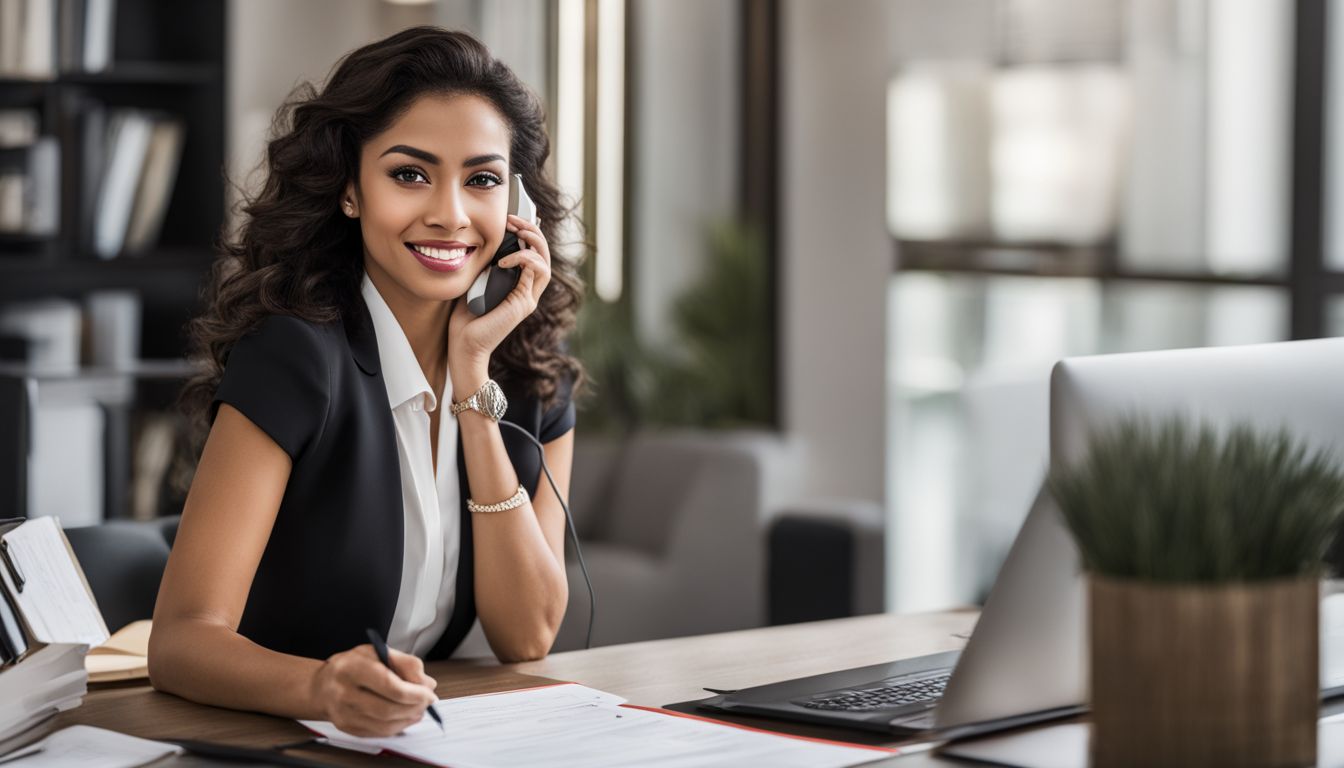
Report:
365,627,444,732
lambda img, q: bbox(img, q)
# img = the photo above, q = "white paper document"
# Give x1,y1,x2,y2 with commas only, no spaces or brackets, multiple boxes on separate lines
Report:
0,725,181,768
0,517,108,647
301,683,894,768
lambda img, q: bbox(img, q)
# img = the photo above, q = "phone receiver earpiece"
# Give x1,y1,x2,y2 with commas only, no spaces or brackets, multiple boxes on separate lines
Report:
466,231,524,316
467,174,536,316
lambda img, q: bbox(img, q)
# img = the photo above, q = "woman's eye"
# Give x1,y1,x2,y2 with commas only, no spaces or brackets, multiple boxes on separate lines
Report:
467,172,503,188
390,166,428,184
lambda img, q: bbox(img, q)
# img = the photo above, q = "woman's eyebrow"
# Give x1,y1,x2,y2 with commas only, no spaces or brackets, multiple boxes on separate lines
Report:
463,153,506,168
379,144,440,164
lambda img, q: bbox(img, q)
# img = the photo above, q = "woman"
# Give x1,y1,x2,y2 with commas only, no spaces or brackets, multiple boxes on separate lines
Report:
149,27,583,737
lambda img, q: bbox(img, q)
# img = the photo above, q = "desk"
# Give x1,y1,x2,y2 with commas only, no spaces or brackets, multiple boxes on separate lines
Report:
48,611,980,766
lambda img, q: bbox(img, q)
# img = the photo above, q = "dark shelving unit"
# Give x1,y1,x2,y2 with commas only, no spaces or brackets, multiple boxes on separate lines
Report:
0,1,224,521
0,0,226,360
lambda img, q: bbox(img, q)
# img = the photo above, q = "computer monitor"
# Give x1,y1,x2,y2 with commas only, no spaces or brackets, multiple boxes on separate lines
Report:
935,337,1344,730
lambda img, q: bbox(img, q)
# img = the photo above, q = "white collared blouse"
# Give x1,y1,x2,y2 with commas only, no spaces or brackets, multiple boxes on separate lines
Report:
360,273,461,657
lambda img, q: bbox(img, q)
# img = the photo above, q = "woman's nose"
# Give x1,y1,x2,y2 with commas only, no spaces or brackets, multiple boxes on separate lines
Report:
425,187,471,232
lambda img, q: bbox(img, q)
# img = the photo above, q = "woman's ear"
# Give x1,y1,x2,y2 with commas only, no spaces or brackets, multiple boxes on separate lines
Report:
341,182,359,217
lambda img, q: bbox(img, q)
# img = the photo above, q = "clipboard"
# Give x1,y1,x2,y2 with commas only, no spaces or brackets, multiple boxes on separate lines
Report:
0,516,110,745
0,516,109,662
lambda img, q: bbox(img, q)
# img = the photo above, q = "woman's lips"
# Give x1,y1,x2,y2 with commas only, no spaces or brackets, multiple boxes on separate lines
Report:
406,243,475,273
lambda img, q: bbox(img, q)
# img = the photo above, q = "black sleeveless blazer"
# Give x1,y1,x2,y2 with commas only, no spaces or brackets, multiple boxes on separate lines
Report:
210,302,574,661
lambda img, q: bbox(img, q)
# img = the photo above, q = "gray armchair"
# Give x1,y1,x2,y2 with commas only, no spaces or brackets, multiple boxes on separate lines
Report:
549,431,889,651
554,432,777,650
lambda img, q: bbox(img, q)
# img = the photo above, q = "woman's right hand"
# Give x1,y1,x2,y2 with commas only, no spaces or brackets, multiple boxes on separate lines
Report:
309,644,438,737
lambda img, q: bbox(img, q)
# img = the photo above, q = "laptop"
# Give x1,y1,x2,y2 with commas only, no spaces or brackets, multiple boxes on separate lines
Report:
701,338,1344,738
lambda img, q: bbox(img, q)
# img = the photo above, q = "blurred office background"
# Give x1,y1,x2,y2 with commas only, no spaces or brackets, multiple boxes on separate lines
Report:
0,0,1340,646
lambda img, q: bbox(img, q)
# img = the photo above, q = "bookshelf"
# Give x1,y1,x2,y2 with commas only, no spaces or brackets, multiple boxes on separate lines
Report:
0,0,224,522
0,0,225,360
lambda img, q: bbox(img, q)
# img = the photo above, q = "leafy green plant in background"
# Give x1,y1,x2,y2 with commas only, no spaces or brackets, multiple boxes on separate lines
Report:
1048,417,1344,582
573,219,774,432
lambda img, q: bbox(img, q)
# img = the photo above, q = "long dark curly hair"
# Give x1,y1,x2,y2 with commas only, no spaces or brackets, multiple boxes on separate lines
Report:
180,27,584,452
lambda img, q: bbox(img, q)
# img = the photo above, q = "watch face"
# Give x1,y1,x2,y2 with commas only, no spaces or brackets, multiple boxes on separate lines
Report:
482,380,508,421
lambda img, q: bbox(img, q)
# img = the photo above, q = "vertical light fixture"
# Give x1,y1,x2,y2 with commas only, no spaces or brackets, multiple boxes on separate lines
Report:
555,0,586,266
594,0,625,302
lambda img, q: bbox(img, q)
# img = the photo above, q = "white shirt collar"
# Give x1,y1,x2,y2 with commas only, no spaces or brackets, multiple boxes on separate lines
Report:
361,272,438,412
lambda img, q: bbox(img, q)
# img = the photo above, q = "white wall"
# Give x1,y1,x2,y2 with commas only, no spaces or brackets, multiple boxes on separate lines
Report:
226,0,434,219
781,0,892,504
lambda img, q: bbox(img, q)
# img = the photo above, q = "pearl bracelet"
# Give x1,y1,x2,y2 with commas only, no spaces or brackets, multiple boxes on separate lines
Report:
467,484,529,514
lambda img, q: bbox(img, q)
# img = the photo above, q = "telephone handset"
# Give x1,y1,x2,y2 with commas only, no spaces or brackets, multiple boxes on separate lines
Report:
467,174,538,316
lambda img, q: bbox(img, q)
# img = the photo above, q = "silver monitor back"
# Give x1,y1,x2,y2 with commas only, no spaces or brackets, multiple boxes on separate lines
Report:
934,337,1344,729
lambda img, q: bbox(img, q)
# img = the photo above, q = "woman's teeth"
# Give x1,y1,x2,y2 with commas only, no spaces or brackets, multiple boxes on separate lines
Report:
411,245,467,261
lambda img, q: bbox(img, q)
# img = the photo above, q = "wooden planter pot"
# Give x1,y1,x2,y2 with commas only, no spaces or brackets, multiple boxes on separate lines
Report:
1089,575,1318,768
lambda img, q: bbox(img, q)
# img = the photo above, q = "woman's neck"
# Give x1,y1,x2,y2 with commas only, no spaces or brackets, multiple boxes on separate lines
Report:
364,261,450,388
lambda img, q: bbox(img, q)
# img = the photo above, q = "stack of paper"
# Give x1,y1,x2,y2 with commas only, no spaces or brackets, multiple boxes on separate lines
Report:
303,683,895,768
0,725,182,768
0,517,109,749
0,645,88,744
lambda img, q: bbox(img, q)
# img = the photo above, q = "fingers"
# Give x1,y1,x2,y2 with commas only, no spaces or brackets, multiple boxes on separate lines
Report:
332,695,424,737
507,215,550,265
316,646,438,738
387,648,437,692
498,249,547,276
498,249,551,304
347,685,426,722
341,648,437,707
506,263,538,314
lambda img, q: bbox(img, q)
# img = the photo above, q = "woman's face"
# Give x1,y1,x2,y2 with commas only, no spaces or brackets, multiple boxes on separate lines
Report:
347,92,512,305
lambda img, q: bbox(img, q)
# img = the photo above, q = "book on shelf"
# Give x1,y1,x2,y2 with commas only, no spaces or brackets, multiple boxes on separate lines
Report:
21,0,55,78
0,135,58,236
24,136,58,236
93,111,151,258
124,118,184,253
0,175,20,232
80,0,113,72
0,0,23,76
91,109,184,258
0,0,115,78
0,110,39,148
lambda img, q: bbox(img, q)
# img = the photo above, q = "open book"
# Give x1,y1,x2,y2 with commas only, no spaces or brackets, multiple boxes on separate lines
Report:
86,620,150,684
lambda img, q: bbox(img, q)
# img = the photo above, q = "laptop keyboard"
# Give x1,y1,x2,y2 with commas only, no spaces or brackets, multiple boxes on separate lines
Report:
796,672,950,712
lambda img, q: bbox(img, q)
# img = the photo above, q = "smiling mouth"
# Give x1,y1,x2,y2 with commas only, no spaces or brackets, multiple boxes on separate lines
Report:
407,243,476,263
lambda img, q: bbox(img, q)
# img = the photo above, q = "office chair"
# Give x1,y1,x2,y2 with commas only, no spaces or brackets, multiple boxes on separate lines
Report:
63,516,180,633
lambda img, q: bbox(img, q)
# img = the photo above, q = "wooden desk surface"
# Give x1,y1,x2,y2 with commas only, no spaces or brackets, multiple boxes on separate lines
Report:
48,611,981,767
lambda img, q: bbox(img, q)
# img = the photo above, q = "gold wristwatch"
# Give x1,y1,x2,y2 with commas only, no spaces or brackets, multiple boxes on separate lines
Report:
450,379,508,422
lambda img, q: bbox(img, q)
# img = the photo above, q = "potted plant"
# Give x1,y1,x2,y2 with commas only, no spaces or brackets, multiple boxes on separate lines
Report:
1049,417,1344,767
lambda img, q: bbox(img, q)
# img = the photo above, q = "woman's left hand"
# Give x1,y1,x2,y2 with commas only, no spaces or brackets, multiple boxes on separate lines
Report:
448,213,551,389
